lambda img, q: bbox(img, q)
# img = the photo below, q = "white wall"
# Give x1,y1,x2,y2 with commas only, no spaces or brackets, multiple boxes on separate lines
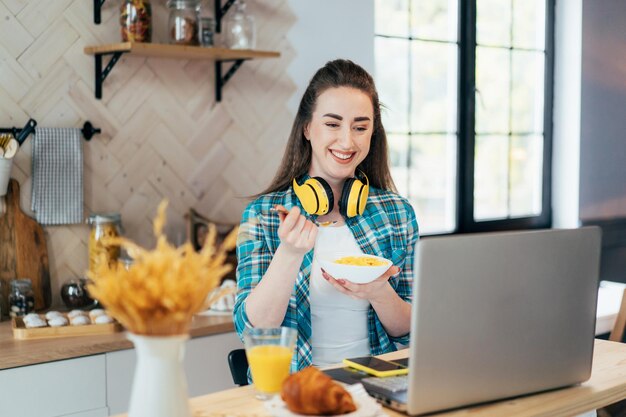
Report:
286,0,375,115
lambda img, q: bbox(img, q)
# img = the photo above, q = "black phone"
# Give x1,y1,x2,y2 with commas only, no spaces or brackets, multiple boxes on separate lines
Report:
390,357,409,367
342,356,408,377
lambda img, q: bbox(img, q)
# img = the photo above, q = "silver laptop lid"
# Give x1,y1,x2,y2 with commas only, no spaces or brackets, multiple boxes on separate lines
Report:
407,227,601,415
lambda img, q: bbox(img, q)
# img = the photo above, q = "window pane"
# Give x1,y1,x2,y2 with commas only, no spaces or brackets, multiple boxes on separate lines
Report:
510,135,543,216
475,47,510,134
410,0,458,42
409,134,457,234
375,0,409,37
477,0,512,47
474,135,509,220
511,50,544,133
513,0,545,50
388,134,410,198
411,41,458,133
376,38,410,132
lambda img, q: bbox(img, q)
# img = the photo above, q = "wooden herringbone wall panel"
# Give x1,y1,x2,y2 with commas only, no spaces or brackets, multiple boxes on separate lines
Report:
0,0,296,307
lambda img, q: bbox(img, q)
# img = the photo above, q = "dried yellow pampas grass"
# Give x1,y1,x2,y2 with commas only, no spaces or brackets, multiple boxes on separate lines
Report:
87,201,238,336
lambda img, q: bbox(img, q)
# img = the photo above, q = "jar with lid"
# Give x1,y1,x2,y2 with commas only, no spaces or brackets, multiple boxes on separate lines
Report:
120,0,152,42
223,0,256,49
199,17,215,47
167,0,200,46
9,279,35,317
0,280,5,321
87,213,123,274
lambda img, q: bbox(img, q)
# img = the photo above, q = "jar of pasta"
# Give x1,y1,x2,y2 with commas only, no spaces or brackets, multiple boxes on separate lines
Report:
87,213,123,274
120,0,152,42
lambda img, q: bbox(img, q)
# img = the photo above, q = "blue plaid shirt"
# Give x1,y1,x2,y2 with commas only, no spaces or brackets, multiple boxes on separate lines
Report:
234,185,419,372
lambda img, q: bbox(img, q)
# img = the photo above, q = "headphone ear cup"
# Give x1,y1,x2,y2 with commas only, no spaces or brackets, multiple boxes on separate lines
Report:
339,178,355,218
293,177,334,216
315,177,334,215
339,176,369,218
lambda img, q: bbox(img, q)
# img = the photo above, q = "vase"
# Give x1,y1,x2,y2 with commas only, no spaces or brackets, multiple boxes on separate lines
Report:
127,333,191,417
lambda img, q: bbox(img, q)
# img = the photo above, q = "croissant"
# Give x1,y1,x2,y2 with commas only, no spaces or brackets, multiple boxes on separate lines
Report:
281,366,357,415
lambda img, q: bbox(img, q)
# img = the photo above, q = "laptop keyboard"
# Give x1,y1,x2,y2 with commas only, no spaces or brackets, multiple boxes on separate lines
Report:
362,375,408,393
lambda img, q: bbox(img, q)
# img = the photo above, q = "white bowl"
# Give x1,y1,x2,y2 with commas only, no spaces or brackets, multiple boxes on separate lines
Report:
317,252,393,284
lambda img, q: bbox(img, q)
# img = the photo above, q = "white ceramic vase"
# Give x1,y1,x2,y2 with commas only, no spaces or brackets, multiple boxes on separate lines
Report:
127,333,191,417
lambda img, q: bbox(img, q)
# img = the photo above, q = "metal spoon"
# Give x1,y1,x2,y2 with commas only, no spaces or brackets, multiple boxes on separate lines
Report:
271,206,338,227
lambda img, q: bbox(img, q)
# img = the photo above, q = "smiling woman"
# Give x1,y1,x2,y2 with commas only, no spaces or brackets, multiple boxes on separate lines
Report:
233,59,419,373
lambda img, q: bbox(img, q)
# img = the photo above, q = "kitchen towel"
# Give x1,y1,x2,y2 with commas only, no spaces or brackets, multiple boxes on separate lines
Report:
31,127,83,225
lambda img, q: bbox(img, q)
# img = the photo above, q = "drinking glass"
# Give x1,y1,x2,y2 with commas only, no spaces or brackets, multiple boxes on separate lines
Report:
243,327,297,400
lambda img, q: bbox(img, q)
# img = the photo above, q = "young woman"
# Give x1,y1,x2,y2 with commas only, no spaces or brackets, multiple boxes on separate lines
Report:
234,59,419,371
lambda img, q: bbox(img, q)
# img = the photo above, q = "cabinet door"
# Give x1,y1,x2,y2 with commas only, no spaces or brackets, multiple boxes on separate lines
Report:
185,331,244,396
0,355,106,417
106,331,243,416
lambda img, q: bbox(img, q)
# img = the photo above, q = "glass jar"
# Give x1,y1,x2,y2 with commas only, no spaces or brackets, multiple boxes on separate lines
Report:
223,0,256,49
9,279,35,318
0,280,5,321
167,0,200,46
199,17,215,47
87,213,123,274
120,0,152,43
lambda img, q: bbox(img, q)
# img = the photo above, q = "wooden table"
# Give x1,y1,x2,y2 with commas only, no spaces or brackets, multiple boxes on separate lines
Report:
115,339,626,417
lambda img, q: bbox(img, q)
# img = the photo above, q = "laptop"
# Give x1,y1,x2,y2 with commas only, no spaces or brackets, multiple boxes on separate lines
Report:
359,227,601,415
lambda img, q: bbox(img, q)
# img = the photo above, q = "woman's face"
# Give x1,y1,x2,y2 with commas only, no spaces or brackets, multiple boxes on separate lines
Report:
304,86,373,184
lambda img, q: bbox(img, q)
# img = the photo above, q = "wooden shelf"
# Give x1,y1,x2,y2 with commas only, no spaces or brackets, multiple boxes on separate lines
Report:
83,42,281,101
83,42,280,60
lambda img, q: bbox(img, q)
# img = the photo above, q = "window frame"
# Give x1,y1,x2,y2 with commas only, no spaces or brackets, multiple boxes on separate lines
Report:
456,0,556,233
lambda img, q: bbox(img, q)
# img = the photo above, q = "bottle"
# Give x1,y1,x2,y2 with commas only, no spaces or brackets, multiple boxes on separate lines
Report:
9,279,35,318
87,213,123,274
199,17,216,47
120,0,152,43
223,0,256,49
167,0,201,45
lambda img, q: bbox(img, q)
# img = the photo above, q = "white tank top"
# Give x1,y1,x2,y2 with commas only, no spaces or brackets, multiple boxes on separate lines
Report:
310,225,371,367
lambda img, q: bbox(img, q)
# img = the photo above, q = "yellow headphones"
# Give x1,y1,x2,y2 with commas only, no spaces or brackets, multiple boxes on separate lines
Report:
292,171,369,218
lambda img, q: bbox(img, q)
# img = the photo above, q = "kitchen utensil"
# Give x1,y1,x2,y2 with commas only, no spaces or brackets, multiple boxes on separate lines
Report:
0,133,18,159
60,277,97,309
271,206,338,227
0,179,51,313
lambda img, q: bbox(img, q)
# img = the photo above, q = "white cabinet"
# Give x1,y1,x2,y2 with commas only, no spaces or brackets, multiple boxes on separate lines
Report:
0,355,107,417
106,332,243,416
0,331,242,416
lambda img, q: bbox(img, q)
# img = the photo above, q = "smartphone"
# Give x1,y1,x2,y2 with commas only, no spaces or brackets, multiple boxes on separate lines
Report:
342,356,408,377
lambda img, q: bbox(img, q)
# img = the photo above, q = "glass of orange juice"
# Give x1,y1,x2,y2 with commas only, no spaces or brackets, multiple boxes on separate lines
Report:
243,327,297,400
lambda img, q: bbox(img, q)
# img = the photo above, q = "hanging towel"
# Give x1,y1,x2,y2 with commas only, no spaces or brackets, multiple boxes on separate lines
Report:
31,127,83,225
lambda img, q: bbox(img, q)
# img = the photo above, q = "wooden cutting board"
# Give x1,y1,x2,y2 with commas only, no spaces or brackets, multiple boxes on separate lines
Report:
0,179,51,314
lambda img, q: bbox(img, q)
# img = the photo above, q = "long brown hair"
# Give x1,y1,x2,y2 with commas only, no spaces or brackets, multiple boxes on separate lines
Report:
260,59,396,195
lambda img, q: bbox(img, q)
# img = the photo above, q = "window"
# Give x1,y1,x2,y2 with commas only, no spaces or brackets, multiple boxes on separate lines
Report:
375,0,554,234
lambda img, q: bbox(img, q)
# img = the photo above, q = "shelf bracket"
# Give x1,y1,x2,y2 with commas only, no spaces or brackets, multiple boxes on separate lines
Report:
94,0,107,24
215,59,246,102
94,52,125,99
215,0,237,33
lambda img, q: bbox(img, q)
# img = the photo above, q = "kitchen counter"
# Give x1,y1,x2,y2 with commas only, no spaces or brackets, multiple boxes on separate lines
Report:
0,314,234,370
